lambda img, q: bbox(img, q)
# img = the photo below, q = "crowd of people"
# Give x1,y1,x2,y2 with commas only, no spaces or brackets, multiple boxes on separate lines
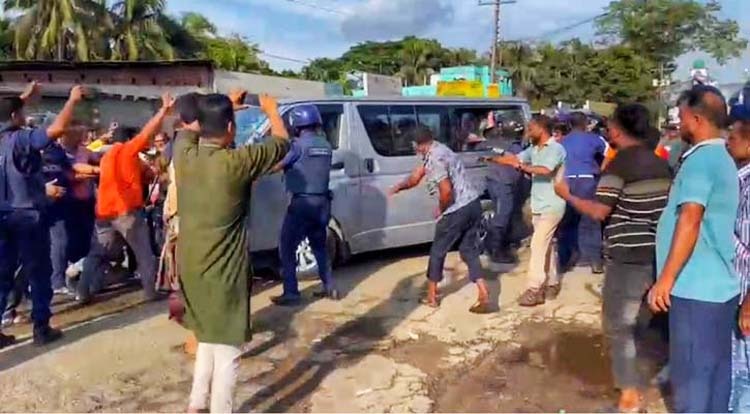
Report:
2,78,750,413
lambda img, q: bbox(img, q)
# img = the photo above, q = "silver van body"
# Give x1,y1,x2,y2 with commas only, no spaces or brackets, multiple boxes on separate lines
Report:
239,96,531,269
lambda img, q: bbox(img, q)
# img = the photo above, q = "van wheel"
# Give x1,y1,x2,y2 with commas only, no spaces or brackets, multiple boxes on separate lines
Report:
295,225,340,278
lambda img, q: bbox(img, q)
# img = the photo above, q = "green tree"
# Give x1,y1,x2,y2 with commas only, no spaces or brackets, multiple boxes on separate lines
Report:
4,0,108,61
0,18,13,59
109,0,174,60
302,58,346,82
203,34,269,72
597,0,747,65
398,37,443,86
498,42,539,98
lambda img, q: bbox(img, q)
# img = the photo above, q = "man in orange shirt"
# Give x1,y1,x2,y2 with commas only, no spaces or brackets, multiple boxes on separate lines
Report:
77,93,175,304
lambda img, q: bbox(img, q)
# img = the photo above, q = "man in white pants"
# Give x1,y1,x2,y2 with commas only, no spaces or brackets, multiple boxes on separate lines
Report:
175,92,289,413
491,114,567,307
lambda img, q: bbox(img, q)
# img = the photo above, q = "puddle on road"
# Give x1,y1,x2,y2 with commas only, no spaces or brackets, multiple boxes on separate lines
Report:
435,321,667,413
516,327,611,388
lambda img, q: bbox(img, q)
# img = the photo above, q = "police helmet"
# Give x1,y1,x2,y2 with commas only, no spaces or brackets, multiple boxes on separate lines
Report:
289,105,323,129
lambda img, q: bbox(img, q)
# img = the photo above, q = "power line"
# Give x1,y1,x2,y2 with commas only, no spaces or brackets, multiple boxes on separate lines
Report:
515,12,608,43
258,50,311,64
284,0,348,15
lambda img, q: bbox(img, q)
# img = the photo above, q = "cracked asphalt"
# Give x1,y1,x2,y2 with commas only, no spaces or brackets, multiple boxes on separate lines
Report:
0,245,669,412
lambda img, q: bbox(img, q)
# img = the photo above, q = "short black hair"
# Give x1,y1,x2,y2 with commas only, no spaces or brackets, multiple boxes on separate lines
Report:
569,112,588,129
611,103,653,143
409,124,434,145
552,122,569,135
530,114,553,135
175,93,202,125
111,126,139,143
677,85,728,128
197,94,235,138
0,97,24,122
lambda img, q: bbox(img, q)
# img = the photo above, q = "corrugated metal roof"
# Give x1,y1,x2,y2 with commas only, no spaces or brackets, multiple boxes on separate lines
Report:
0,60,214,70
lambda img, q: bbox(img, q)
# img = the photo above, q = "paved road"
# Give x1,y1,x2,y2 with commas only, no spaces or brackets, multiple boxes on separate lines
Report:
0,246,669,412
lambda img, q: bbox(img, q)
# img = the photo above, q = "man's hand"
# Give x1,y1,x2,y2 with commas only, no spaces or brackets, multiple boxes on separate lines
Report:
259,94,279,116
69,85,85,104
45,180,66,200
494,154,520,168
388,185,400,198
554,179,571,201
740,300,750,337
20,81,41,102
648,276,675,313
229,89,249,110
161,92,175,112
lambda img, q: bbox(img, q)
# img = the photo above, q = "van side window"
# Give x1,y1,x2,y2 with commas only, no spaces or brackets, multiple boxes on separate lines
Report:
283,104,344,149
316,104,344,149
415,105,450,145
389,105,418,156
358,105,392,155
450,106,526,152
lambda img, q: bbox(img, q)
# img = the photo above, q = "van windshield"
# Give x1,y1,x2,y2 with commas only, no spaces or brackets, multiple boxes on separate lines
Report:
235,107,268,146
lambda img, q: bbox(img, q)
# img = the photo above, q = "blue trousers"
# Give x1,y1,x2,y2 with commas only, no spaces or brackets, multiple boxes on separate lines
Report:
49,200,95,289
0,210,53,328
558,177,602,268
486,179,516,259
670,295,738,413
279,195,332,297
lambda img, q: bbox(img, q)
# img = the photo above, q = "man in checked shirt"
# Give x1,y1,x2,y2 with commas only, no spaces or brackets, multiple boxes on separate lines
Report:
725,109,750,412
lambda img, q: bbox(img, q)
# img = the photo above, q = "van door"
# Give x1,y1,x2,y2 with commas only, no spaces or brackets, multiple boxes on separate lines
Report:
347,104,437,254
248,103,348,253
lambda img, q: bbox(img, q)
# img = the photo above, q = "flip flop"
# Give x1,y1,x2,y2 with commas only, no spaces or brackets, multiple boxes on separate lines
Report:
419,297,439,308
469,301,491,314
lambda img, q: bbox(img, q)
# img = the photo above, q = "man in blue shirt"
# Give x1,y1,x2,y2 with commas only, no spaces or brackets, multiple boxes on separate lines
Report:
0,82,84,348
650,85,740,413
559,112,607,274
270,105,337,306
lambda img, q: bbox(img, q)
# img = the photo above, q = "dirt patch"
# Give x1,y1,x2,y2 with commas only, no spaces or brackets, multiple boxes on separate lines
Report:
434,321,668,413
387,334,450,378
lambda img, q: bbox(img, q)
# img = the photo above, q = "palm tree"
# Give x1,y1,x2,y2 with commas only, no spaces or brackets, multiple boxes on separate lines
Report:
498,42,539,98
4,0,108,61
398,38,442,86
109,0,173,60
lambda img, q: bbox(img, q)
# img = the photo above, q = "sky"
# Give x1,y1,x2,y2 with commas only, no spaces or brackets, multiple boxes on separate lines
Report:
166,0,748,83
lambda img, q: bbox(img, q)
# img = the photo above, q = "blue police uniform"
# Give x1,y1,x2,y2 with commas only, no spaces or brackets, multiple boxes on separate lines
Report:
486,138,529,262
42,142,74,291
277,128,334,300
0,124,54,329
559,130,606,271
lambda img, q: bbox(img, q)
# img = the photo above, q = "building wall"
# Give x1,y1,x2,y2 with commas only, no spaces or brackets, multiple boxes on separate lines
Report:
214,70,342,98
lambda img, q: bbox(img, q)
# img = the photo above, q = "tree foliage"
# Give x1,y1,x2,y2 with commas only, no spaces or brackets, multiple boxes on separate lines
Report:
596,0,747,65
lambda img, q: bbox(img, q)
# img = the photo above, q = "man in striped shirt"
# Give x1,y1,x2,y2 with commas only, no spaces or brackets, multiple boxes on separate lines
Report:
726,114,750,411
555,103,671,412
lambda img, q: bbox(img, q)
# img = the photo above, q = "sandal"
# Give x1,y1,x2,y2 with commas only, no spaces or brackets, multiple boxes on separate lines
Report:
419,297,439,308
469,301,491,314
0,332,16,349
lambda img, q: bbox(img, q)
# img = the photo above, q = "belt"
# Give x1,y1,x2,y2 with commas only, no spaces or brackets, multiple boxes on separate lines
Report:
566,174,596,179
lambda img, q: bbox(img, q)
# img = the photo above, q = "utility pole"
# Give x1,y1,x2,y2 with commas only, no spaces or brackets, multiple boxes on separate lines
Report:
479,0,517,83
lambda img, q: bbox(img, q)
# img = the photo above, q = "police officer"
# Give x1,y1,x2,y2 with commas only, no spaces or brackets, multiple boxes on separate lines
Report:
270,104,337,306
0,82,83,348
484,118,529,268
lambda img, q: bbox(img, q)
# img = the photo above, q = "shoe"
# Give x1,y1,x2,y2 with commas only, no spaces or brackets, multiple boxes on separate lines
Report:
545,284,562,300
270,295,302,307
1,310,16,328
33,325,63,346
53,287,73,296
591,263,604,274
313,289,340,301
517,288,545,307
0,332,16,349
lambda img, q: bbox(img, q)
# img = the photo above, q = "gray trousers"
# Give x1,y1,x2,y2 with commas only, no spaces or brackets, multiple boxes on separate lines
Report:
602,260,654,389
78,212,157,301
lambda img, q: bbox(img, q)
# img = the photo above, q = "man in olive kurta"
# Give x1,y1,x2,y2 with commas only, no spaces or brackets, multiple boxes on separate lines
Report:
173,93,288,413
